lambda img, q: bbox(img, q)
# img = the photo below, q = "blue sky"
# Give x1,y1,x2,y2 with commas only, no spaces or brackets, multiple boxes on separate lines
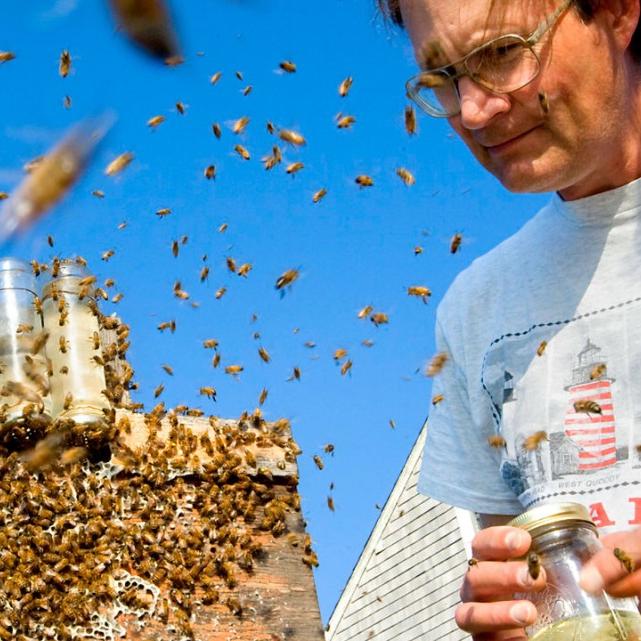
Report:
1,0,549,623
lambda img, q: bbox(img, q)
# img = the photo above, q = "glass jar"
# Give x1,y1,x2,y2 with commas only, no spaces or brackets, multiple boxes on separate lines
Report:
0,258,52,433
510,502,641,640
41,260,110,429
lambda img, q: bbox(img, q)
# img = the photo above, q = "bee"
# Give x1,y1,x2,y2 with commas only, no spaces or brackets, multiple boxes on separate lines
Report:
172,240,180,257
312,188,328,203
327,496,335,511
0,192,7,201
59,365,68,375
212,353,221,368
323,443,335,455
358,305,374,319
104,278,115,287
174,287,189,300
16,323,33,334
279,60,297,73
450,232,463,254
204,164,216,180
47,234,55,247
92,189,105,198
536,340,548,356
242,84,252,96
304,340,316,348
199,386,217,400
278,129,306,146
426,352,448,377
275,268,299,291
286,161,304,175
101,248,114,261
90,331,100,350
404,104,417,135
258,346,271,363
219,222,228,233
210,71,222,85
527,552,541,580
225,365,244,376
63,392,73,410
203,338,219,349
117,220,127,229
262,145,282,170
105,152,133,176
153,383,164,398
396,167,416,186
407,285,431,303
212,122,222,138
215,286,227,299
340,359,352,376
355,174,374,187
59,49,71,77
370,312,389,326
0,51,16,63
333,348,348,361
234,144,250,160
147,115,165,128
362,339,375,347
58,336,69,353
232,116,250,135
237,262,252,277
157,320,176,332
538,91,549,115
523,430,548,451
467,558,479,571
614,547,634,573
156,207,171,217
590,363,607,380
336,114,356,129
60,446,87,466
573,399,603,415
165,54,183,66
112,292,124,303
288,366,302,381
338,76,353,97
199,266,209,282
313,454,324,470
487,435,506,448
389,418,396,429
176,101,186,114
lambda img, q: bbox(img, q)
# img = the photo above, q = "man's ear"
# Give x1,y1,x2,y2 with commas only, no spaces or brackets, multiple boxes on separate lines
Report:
597,0,641,52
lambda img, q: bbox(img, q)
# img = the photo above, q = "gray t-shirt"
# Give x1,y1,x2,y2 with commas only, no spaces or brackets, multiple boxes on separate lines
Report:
419,177,641,533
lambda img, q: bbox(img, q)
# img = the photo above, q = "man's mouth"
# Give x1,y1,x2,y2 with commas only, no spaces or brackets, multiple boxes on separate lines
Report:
481,126,540,152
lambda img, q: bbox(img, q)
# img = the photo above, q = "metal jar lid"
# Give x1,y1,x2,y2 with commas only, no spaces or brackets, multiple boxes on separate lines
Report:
508,502,594,537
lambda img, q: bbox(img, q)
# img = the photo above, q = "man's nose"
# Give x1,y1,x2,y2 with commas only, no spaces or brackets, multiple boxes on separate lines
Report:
457,76,511,129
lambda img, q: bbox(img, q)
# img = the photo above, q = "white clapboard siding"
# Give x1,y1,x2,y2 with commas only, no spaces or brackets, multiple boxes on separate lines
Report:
327,421,476,641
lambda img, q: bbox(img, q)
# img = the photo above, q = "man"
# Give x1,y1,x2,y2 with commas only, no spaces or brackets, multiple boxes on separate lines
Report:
379,0,641,638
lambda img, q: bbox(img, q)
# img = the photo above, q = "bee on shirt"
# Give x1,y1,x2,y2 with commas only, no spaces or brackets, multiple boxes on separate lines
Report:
590,363,607,380
536,340,548,356
522,431,548,451
574,399,603,415
487,435,506,448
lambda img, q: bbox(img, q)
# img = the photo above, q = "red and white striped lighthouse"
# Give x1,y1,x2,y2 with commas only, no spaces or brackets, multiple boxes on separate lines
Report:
564,338,617,472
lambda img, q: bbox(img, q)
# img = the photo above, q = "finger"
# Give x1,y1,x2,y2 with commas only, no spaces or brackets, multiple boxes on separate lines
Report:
602,570,641,598
579,529,641,594
472,526,532,561
473,631,528,641
461,560,547,601
455,599,537,633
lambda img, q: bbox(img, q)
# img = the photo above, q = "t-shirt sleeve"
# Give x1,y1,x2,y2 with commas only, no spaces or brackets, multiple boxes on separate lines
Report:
417,315,523,515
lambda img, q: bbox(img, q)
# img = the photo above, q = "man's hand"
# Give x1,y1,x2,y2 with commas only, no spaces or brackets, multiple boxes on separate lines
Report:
580,526,641,597
456,526,546,640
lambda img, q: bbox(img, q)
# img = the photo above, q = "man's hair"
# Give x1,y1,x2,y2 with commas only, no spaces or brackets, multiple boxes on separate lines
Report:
377,0,641,63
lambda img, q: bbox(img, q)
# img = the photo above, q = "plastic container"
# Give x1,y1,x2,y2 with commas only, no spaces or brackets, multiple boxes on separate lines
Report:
41,260,110,428
0,258,52,429
510,502,641,640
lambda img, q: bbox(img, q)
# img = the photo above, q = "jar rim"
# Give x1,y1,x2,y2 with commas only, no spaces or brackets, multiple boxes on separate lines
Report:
508,502,593,534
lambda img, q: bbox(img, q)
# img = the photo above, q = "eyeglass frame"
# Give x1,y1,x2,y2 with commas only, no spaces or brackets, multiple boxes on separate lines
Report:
405,0,574,118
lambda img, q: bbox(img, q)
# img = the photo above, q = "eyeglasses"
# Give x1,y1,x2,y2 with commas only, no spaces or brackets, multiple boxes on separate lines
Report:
405,0,573,118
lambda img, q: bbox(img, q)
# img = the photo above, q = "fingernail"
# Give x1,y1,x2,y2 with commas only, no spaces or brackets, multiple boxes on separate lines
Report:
506,530,528,551
580,566,604,594
510,602,534,626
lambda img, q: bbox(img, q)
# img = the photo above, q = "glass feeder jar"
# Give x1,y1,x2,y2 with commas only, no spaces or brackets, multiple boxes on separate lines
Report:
0,257,52,429
41,260,110,428
510,502,641,640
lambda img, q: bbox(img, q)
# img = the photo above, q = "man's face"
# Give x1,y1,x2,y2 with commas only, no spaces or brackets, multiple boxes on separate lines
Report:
400,0,635,198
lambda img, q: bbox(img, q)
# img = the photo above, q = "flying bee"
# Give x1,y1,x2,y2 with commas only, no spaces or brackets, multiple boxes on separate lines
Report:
432,393,444,405
336,114,356,129
450,232,464,254
210,71,222,85
370,312,389,326
341,359,352,376
199,265,209,282
157,320,176,332
590,363,607,380
237,262,252,277
176,101,186,114
279,60,297,73
527,552,541,580
262,146,282,170
242,84,252,96
538,91,549,115
172,240,180,257
358,305,374,319
286,161,304,175
355,174,374,188
147,114,165,128
16,323,33,334
101,248,114,261
105,152,133,176
92,189,105,198
278,129,306,146
404,104,417,135
212,353,221,367
199,386,217,400
574,399,603,415
215,286,227,299
153,383,164,398
537,340,548,356
58,336,69,353
523,430,548,451
63,392,73,410
327,496,335,512
407,285,431,303
286,366,301,381
333,348,348,361
204,164,216,180
111,292,123,303
275,268,299,291
614,547,634,574
426,352,448,377
259,387,268,405
258,346,271,363
232,116,250,135
0,51,15,63
59,49,71,77
156,207,171,217
234,144,250,160
162,363,174,376
396,167,416,186
487,435,506,448
339,76,353,97
225,364,244,376
219,222,228,233
203,338,219,349
212,122,222,138
313,454,324,470
312,188,328,203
